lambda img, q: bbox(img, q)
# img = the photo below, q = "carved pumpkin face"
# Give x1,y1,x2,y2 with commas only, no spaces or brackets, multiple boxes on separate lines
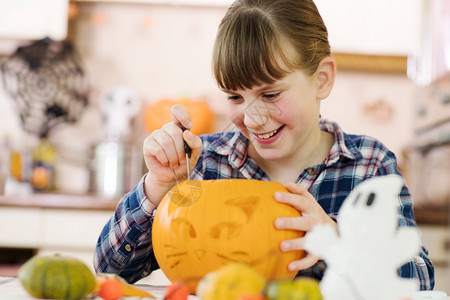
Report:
152,179,305,294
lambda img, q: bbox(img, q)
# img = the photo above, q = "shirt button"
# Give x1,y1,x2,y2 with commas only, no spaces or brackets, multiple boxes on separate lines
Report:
307,168,316,175
125,244,132,252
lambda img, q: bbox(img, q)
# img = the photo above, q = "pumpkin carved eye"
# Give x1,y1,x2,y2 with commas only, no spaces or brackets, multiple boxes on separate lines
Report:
225,196,259,222
208,222,242,240
171,218,196,238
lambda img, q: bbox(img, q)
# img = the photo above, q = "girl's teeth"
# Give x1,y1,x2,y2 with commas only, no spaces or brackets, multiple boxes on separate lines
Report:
257,128,278,139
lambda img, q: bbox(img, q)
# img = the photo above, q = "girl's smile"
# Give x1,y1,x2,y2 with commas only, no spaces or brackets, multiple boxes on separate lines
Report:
251,125,285,144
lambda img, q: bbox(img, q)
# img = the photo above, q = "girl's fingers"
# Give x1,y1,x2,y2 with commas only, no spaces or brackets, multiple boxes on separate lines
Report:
275,216,314,232
274,190,313,214
279,236,306,252
285,182,308,194
183,130,202,171
155,129,182,168
160,123,186,165
277,236,320,271
143,136,169,167
171,105,193,130
274,188,338,233
287,253,320,271
144,126,183,168
273,183,335,272
275,182,323,214
170,105,199,167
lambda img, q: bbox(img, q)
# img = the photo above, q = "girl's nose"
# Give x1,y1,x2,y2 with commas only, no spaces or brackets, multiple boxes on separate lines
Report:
242,100,269,128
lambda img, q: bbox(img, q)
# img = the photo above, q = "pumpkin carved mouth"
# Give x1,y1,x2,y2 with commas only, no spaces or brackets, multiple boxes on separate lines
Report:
216,248,281,267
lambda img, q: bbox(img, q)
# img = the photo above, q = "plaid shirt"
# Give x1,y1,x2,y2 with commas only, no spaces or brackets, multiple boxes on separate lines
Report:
94,119,434,290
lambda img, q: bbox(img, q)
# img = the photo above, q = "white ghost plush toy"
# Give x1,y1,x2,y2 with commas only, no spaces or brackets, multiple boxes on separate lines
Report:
304,174,421,300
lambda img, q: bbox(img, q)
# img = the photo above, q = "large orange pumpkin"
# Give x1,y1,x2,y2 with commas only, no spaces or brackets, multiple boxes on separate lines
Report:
144,98,215,135
152,179,305,294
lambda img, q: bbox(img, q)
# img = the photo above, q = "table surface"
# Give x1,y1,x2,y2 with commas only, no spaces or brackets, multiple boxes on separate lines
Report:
2,276,449,300
0,277,200,299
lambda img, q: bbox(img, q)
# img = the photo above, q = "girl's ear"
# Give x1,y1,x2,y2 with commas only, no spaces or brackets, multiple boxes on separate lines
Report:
315,56,336,100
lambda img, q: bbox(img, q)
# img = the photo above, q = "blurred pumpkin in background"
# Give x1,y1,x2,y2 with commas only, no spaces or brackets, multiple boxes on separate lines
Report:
144,98,215,135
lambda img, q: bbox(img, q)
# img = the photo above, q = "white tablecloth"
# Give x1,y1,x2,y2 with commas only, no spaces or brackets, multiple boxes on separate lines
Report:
0,277,199,299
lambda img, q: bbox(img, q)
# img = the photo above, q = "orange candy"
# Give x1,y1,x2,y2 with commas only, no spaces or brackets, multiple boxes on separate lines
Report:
98,278,123,300
165,281,189,300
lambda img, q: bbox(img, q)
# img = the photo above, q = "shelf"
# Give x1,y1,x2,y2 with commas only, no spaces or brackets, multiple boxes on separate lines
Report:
332,53,407,75
414,205,450,226
0,193,120,211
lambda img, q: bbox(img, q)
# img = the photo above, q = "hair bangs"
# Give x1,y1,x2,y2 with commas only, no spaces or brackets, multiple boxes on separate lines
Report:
213,8,295,91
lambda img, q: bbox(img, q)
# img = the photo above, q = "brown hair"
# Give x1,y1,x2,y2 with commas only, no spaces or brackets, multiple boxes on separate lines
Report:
213,0,330,91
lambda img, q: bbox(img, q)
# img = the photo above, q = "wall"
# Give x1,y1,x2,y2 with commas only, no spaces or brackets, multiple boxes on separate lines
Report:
74,2,417,153
314,0,421,55
70,2,416,144
0,2,417,194
69,2,225,106
322,72,416,160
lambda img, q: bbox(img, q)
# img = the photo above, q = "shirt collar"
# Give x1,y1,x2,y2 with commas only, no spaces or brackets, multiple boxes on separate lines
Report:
207,130,249,168
207,119,362,168
319,119,362,164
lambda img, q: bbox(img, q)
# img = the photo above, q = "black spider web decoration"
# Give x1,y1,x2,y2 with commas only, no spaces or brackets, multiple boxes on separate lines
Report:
1,38,89,137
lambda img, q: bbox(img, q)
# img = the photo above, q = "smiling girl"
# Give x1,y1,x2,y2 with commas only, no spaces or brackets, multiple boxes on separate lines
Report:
95,0,434,291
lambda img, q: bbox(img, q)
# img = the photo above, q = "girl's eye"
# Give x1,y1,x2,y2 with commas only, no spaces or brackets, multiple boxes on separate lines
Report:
227,95,243,103
263,92,280,101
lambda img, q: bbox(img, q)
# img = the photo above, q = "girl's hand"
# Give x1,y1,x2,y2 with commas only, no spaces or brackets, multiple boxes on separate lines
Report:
274,182,337,271
143,105,202,207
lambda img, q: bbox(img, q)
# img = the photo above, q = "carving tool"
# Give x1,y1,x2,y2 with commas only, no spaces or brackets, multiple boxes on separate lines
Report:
181,127,192,180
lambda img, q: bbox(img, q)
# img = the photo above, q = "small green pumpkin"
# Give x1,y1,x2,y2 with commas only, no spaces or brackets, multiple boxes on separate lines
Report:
18,254,95,300
265,278,322,300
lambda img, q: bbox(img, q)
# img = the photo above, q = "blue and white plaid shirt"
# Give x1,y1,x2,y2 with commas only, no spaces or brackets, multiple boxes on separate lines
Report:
94,119,434,290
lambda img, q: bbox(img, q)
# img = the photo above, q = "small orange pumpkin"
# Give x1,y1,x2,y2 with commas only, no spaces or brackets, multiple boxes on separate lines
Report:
152,179,305,294
144,98,215,135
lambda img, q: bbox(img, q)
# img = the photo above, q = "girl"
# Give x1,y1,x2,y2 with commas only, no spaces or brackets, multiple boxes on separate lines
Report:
95,0,434,290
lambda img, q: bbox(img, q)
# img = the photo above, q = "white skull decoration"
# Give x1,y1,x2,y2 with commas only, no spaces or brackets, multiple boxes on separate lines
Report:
99,86,141,141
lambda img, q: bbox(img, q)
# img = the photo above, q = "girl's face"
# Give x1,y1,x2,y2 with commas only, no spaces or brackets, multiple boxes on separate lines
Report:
224,70,322,162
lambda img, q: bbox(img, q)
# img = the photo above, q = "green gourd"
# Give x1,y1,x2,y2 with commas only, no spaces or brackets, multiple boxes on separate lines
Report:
265,278,323,300
18,254,95,300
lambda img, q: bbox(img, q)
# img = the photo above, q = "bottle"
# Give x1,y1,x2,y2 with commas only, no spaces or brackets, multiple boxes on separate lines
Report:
31,135,57,191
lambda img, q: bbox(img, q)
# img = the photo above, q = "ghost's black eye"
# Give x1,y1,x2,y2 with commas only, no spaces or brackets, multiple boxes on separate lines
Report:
366,193,376,206
353,193,361,206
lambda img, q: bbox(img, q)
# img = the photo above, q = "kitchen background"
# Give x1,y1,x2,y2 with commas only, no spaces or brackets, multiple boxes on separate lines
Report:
0,0,449,293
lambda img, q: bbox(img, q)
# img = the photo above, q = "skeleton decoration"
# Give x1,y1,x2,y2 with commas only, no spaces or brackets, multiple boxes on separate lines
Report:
98,86,141,141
